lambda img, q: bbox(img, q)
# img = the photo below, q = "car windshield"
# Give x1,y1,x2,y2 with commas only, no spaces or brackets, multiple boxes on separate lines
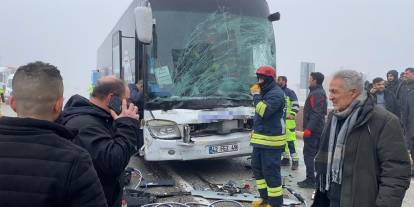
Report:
146,0,276,109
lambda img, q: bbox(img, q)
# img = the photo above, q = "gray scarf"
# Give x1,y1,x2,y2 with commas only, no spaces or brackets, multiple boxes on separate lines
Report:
324,98,364,191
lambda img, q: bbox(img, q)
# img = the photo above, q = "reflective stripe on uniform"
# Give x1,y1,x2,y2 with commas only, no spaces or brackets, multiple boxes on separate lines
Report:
291,152,299,160
251,133,286,147
267,186,283,197
286,119,296,129
255,101,267,117
291,101,299,113
256,179,267,190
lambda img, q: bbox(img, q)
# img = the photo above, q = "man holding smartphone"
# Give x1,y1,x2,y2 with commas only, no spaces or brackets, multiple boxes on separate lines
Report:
59,76,140,207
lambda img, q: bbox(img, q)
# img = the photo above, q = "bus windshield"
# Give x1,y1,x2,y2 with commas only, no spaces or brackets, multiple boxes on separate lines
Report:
146,0,276,109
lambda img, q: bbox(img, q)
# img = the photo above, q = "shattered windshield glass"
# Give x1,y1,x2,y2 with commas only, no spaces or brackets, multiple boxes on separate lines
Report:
146,0,276,108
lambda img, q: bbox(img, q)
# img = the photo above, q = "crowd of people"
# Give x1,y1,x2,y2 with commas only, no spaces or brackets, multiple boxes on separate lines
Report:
250,66,413,207
0,61,413,207
366,68,414,172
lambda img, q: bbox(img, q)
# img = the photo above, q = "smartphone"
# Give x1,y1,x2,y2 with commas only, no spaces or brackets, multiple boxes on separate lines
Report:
108,96,123,115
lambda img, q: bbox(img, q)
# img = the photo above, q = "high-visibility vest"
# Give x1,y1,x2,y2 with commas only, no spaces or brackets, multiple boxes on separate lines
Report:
88,84,94,95
285,96,296,129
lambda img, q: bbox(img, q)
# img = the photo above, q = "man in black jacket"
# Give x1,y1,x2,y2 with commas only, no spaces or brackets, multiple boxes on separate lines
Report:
0,61,107,207
386,69,400,95
59,76,139,207
298,72,327,188
397,68,414,176
312,70,410,207
370,77,399,116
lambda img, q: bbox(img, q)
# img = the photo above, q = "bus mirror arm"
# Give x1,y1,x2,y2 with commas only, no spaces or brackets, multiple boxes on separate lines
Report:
268,12,280,22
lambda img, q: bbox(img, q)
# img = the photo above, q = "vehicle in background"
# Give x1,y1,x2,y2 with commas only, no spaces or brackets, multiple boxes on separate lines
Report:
5,74,14,103
97,0,280,161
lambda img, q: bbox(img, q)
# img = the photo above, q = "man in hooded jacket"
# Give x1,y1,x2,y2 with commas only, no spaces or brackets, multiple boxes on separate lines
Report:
59,76,140,207
312,70,410,207
386,70,400,96
250,66,286,207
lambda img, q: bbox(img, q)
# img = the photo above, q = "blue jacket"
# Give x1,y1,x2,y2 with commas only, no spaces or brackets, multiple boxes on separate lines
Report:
252,81,286,148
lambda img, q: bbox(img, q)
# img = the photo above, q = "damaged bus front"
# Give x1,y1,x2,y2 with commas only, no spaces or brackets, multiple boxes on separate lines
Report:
97,0,278,161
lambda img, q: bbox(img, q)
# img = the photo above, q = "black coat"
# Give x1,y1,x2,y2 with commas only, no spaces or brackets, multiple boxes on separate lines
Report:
313,98,411,207
385,69,400,95
59,95,139,207
0,117,107,207
397,80,414,139
303,85,328,135
386,80,400,96
372,89,400,117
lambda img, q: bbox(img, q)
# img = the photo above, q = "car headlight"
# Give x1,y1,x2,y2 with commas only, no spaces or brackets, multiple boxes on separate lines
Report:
146,119,181,140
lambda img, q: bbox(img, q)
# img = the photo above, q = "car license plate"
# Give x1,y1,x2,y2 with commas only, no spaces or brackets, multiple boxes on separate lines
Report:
208,143,239,154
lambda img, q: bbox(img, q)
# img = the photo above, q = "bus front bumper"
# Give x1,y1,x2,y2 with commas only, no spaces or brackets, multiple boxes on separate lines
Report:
143,132,253,161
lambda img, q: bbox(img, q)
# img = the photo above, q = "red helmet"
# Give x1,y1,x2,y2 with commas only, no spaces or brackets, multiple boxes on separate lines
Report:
256,65,276,78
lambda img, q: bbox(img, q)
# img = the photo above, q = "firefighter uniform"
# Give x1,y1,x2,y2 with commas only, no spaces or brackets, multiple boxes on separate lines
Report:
251,66,286,207
281,86,300,168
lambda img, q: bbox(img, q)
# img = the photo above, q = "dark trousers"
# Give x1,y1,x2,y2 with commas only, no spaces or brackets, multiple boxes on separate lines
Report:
287,141,296,154
251,147,283,207
410,136,414,165
137,128,144,149
303,136,319,179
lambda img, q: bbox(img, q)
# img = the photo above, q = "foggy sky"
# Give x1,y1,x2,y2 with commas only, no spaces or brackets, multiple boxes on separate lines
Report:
0,0,413,100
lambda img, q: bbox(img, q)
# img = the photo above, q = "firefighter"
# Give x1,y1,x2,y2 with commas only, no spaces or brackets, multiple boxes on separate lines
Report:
277,76,300,170
250,66,286,207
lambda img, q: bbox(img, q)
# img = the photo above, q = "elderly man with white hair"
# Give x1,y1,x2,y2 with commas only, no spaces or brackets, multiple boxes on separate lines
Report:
312,70,411,207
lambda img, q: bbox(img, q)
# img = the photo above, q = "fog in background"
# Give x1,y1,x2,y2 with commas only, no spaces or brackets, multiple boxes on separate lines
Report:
0,0,413,101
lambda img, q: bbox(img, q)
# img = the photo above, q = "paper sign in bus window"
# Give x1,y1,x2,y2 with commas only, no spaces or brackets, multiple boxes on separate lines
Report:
155,66,173,87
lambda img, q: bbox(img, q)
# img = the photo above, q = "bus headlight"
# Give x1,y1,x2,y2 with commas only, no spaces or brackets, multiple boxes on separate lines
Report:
146,119,181,140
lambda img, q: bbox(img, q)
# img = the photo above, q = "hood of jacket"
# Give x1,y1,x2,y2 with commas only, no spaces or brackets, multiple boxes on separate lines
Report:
387,70,399,80
58,94,111,125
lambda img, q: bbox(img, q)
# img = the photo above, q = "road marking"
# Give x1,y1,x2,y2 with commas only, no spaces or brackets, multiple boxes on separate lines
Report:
160,163,211,205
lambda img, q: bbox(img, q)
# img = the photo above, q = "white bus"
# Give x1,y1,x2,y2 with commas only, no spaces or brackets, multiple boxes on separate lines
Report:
97,0,279,161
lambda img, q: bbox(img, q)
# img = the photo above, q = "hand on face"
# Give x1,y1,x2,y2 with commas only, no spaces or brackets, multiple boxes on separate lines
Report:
250,84,261,95
110,99,139,120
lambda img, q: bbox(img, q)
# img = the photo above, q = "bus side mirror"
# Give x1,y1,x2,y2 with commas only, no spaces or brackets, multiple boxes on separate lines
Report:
134,3,153,44
268,12,280,22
